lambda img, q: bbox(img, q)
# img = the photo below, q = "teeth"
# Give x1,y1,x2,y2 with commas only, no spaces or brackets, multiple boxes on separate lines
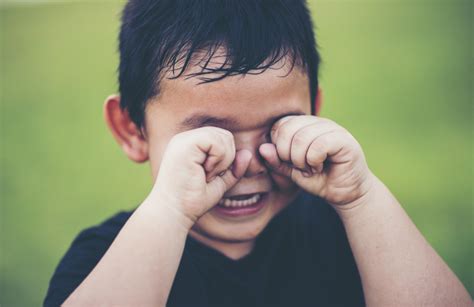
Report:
218,194,261,208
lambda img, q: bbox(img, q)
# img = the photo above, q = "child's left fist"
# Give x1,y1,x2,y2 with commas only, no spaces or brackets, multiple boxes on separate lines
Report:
259,115,374,208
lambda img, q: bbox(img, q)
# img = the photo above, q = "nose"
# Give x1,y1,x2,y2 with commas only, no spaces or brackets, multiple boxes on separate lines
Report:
244,149,267,177
235,134,268,178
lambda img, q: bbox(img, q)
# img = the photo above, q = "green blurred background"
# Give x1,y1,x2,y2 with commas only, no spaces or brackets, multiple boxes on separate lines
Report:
1,0,472,305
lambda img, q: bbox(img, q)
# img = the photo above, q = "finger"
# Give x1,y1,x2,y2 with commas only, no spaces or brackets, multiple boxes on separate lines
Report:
259,143,296,190
188,126,232,162
203,146,225,177
202,129,236,181
271,115,322,162
306,131,348,171
230,149,253,178
259,143,293,177
290,124,338,172
206,149,252,196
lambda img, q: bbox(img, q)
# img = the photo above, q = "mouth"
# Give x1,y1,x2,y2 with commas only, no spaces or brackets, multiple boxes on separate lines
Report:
218,192,262,206
214,192,269,217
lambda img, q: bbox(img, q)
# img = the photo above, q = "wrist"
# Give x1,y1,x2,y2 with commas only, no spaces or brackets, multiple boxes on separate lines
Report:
141,190,196,232
332,172,381,221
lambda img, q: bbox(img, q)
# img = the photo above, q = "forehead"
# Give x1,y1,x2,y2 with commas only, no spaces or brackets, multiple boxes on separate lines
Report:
148,53,311,132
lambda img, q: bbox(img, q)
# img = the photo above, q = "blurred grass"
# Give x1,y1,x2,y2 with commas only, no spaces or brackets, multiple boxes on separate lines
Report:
1,0,472,306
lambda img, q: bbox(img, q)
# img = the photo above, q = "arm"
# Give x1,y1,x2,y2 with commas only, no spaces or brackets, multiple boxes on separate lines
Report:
64,197,191,306
338,174,472,306
64,127,252,306
261,115,472,306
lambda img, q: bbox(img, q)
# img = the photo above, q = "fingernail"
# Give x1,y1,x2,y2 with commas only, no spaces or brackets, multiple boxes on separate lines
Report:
311,167,318,174
218,171,226,177
302,171,312,177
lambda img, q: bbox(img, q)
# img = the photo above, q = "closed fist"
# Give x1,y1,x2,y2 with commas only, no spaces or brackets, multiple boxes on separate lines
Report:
153,127,252,224
259,115,373,207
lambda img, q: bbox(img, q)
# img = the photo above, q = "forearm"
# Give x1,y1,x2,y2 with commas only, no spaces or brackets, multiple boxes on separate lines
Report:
338,174,472,306
64,195,192,307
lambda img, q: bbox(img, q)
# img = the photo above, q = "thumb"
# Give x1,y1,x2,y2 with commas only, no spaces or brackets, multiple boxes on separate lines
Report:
206,149,252,197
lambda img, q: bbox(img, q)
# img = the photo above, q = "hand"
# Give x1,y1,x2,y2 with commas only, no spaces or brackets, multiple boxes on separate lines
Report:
259,115,374,208
151,127,252,226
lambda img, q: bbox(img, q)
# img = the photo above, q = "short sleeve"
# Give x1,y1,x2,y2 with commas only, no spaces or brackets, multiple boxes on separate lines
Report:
320,205,365,305
299,193,366,306
44,211,132,307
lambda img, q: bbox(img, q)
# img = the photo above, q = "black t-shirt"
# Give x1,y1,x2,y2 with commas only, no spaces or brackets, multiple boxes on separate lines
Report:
44,192,365,307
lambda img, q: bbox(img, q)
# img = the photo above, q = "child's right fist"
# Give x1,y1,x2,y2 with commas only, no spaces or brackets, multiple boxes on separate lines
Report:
150,127,252,226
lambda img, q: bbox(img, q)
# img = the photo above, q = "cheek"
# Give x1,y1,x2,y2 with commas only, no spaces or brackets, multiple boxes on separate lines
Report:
147,137,172,180
268,171,300,194
144,108,183,179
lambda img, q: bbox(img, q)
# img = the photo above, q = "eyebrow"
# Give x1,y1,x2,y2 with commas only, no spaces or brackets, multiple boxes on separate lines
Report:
178,110,306,131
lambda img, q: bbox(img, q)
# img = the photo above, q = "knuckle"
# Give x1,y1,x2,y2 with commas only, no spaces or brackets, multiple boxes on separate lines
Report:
215,129,235,146
270,124,279,137
215,127,233,137
169,132,187,147
308,140,325,153
213,144,226,157
292,156,306,169
276,126,292,144
223,132,236,147
274,141,287,158
307,144,325,163
306,155,320,166
200,126,231,139
318,117,335,125
271,116,293,138
292,132,307,147
209,131,227,144
220,149,234,166
275,116,293,128
218,135,235,158
214,140,235,166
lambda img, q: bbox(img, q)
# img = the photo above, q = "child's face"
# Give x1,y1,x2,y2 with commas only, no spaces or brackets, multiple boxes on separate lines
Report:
144,59,311,250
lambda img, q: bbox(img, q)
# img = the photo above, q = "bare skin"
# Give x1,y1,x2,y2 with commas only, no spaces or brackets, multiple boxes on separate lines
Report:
262,116,473,306
64,63,472,306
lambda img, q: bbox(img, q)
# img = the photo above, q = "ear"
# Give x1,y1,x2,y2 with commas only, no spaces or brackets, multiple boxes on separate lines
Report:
103,95,149,163
313,87,323,115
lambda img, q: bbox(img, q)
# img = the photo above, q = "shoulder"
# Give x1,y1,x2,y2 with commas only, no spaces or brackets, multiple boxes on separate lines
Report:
76,210,133,242
62,210,133,261
44,211,133,307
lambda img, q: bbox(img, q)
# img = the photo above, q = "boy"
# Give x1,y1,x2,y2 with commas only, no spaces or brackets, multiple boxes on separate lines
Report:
45,0,471,306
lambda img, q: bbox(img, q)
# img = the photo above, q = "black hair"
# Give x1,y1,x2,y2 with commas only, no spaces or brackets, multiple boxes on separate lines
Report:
119,0,320,129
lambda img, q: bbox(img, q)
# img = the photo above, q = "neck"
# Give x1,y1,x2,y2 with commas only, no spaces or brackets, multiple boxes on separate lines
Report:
188,229,255,260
